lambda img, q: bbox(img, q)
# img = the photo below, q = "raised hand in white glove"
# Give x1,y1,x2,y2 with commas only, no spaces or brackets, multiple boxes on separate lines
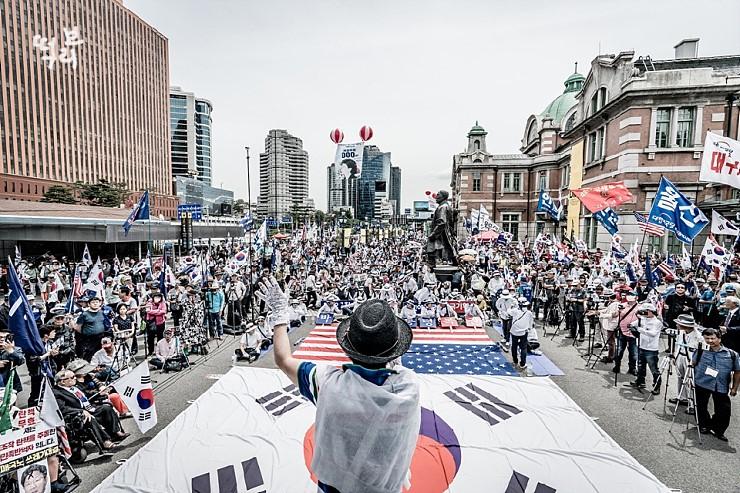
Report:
256,276,290,328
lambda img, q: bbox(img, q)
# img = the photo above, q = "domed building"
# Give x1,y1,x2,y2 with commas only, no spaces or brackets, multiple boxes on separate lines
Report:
451,69,582,241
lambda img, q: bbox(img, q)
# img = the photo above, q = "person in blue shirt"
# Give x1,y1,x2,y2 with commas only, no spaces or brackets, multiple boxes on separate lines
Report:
258,277,419,493
692,327,740,442
204,282,225,340
516,278,533,304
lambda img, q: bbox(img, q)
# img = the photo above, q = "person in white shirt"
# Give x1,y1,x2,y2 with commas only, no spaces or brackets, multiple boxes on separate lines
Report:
400,300,417,325
669,313,703,406
413,285,433,304
90,337,119,380
318,295,343,317
235,324,263,362
419,299,437,324
150,329,179,370
436,300,456,319
496,289,518,352
595,290,620,363
629,302,664,394
288,299,308,328
305,274,318,309
508,298,534,370
403,275,418,301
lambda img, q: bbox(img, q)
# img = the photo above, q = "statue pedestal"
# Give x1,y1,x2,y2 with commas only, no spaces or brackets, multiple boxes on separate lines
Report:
433,265,460,284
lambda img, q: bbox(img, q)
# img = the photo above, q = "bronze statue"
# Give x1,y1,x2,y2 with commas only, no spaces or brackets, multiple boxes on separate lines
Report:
424,190,457,267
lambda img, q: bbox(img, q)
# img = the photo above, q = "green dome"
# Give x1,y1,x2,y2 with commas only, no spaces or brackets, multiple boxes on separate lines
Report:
468,120,487,136
540,72,584,122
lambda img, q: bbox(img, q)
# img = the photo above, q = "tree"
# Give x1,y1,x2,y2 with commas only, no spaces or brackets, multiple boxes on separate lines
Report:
41,185,77,204
314,210,326,225
76,179,128,207
233,199,247,216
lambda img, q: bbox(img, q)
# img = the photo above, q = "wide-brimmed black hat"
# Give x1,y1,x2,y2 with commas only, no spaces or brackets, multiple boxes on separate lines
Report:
336,299,413,365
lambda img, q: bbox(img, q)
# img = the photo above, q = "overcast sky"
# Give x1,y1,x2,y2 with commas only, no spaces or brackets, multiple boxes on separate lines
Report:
127,0,740,211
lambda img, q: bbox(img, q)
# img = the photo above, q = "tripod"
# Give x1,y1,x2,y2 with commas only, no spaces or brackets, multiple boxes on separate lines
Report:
669,364,702,445
581,312,602,361
104,336,135,385
547,303,566,339
641,354,674,411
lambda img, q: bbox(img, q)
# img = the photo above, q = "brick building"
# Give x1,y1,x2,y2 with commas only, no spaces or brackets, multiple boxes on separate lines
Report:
452,39,740,252
0,0,178,218
564,39,740,252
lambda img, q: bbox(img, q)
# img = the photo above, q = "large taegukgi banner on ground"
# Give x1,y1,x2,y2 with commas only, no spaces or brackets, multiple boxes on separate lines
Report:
92,368,670,493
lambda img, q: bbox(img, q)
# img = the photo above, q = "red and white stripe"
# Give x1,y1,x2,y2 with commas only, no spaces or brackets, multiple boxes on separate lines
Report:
292,324,494,367
634,212,666,237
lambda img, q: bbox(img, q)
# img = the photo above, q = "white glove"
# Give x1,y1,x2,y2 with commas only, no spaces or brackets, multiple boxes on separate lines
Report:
256,276,290,328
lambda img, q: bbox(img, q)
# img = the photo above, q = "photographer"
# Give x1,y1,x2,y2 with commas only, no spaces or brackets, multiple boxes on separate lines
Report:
26,325,59,406
629,303,663,394
663,283,696,330
46,310,76,369
565,279,587,341
613,298,639,375
595,289,620,363
668,314,702,407
691,327,740,441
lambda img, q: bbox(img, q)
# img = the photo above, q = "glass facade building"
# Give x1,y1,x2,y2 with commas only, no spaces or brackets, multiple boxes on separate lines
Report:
169,87,213,186
357,146,391,221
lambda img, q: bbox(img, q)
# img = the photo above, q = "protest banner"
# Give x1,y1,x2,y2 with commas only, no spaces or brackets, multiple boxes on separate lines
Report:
699,132,740,189
0,408,59,476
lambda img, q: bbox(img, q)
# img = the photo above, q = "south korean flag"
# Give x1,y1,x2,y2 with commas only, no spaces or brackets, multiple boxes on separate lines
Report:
114,362,157,433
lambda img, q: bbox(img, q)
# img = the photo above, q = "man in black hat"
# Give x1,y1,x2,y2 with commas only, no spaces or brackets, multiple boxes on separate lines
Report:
259,277,419,493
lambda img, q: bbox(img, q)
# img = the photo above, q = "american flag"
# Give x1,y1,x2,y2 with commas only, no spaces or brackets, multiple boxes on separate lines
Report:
293,324,518,375
656,260,675,279
634,212,665,236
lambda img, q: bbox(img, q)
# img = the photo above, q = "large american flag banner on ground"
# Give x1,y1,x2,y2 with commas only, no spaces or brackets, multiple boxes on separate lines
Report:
293,323,517,375
92,368,671,493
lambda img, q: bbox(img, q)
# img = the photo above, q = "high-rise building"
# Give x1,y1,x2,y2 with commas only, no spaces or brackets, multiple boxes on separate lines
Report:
390,166,402,217
0,0,177,217
326,162,358,216
357,145,391,221
257,129,309,220
169,86,213,185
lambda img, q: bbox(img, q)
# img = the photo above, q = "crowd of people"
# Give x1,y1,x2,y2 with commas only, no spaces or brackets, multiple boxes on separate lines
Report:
0,226,739,490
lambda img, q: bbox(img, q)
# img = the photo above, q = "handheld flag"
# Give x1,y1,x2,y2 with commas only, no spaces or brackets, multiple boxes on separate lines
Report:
681,246,692,271
0,370,16,433
114,362,157,433
537,189,562,221
711,210,739,236
700,236,733,279
699,132,740,189
13,246,21,266
6,259,47,358
83,258,106,302
81,244,93,268
240,213,254,232
253,220,268,251
645,256,654,289
571,182,633,213
593,208,619,236
634,212,665,237
122,191,150,236
647,177,708,244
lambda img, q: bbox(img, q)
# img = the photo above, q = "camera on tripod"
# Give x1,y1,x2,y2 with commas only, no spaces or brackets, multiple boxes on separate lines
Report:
665,328,681,337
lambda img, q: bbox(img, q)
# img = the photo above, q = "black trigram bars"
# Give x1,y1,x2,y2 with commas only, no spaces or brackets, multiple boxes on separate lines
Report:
504,470,557,493
191,457,265,493
443,383,522,426
255,384,305,417
140,375,151,385
123,386,134,398
138,411,152,421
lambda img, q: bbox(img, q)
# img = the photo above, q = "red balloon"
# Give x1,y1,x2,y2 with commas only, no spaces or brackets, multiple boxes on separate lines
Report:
432,193,437,199
359,125,373,142
425,191,431,196
329,128,344,144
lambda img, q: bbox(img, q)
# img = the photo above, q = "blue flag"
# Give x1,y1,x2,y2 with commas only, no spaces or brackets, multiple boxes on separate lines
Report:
593,208,619,236
239,213,253,232
6,259,51,377
537,189,561,221
645,256,654,289
158,252,168,296
122,191,150,236
647,177,708,243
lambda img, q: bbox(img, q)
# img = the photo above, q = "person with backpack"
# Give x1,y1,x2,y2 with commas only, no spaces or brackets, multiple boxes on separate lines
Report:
692,327,740,442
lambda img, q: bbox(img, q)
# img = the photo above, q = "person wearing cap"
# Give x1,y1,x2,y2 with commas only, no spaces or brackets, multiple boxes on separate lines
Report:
204,282,225,341
235,324,262,363
288,298,307,328
420,298,437,321
629,302,663,394
318,295,343,317
596,289,620,363
46,310,76,369
261,277,420,493
142,291,166,355
74,295,108,361
669,314,702,407
508,297,534,370
400,300,417,325
691,327,740,441
496,289,517,352
150,328,182,370
613,297,639,375
90,337,120,380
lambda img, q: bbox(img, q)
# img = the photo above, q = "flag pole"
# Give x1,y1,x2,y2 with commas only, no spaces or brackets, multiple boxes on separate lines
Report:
147,189,152,255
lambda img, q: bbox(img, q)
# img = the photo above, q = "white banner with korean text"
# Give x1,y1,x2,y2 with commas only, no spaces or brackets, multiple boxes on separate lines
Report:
699,131,740,189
